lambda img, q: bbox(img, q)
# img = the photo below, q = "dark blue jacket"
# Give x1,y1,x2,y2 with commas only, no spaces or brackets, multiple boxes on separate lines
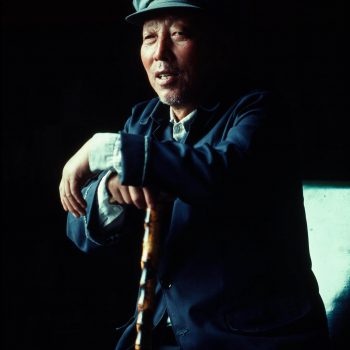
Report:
67,90,329,349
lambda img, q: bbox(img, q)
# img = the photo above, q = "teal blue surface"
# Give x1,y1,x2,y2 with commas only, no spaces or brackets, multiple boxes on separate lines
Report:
303,182,350,314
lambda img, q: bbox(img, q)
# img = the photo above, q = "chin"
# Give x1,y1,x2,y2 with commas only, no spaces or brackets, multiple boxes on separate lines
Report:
159,90,187,107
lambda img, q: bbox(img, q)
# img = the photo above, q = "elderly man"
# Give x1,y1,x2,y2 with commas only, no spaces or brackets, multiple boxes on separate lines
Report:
59,1,331,349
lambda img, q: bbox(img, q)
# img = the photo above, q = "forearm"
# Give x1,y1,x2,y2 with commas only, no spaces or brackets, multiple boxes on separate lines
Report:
84,92,294,205
117,92,295,203
118,134,244,203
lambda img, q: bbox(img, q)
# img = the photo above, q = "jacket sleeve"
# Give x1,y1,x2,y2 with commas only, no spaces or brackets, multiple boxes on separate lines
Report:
66,171,144,253
119,91,297,204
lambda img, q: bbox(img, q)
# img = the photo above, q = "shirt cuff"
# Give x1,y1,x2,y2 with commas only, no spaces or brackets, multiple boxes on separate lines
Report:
97,170,124,227
88,132,123,173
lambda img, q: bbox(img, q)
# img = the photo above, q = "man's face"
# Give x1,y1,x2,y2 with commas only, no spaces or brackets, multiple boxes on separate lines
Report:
140,13,202,108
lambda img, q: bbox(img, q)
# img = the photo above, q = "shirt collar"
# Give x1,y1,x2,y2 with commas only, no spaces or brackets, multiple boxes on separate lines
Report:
169,108,197,129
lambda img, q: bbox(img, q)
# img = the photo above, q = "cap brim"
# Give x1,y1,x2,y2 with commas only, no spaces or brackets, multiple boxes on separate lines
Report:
125,4,203,25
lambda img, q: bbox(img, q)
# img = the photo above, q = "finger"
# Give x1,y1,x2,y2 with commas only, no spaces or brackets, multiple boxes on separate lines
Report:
70,177,87,208
59,185,77,215
60,184,81,216
143,187,156,209
59,181,68,211
129,186,147,209
61,197,68,211
118,186,133,205
60,193,68,212
60,197,68,212
109,187,125,205
64,179,86,216
62,196,81,218
107,176,127,205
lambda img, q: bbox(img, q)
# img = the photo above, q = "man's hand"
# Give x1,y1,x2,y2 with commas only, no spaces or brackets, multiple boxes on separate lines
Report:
59,140,93,217
107,173,157,210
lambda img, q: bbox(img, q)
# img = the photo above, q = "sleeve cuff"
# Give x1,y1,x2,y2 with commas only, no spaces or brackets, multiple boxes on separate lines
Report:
88,132,122,173
96,170,125,227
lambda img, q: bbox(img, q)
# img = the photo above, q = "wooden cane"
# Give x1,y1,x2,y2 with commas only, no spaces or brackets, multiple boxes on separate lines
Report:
135,204,162,350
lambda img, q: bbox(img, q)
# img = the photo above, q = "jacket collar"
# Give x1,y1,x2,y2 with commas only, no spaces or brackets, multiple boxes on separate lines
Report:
139,99,168,125
139,97,221,128
183,101,222,144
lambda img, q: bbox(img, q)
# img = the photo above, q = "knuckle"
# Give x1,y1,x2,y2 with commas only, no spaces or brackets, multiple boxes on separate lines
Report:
124,197,132,205
130,190,141,202
132,196,145,208
71,189,79,196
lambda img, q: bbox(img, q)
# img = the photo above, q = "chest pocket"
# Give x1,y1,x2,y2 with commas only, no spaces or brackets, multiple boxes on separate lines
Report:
224,296,312,335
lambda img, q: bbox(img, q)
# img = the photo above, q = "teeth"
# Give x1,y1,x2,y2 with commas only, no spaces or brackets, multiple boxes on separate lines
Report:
158,73,177,79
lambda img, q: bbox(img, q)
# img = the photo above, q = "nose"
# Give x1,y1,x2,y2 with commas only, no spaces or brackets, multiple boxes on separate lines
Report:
153,36,172,61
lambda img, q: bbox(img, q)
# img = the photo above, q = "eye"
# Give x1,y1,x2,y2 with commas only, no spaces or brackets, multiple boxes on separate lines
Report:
172,31,186,39
143,34,156,44
171,30,192,42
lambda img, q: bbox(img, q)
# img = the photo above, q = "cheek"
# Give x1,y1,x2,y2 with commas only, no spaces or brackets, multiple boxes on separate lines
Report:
178,45,199,76
140,48,151,74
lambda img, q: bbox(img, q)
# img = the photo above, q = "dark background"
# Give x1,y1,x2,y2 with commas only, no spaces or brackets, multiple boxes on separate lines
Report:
2,1,348,350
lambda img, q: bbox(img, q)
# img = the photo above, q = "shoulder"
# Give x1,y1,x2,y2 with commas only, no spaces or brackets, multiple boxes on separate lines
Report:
130,97,160,117
232,89,280,111
226,88,292,123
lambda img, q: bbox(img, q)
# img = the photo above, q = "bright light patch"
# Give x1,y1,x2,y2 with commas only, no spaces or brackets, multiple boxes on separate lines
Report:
303,182,350,314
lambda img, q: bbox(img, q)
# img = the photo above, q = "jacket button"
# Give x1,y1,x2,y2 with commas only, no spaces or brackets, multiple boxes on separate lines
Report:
160,279,172,289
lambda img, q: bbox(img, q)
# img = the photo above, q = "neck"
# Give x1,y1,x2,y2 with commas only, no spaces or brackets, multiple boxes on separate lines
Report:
171,103,197,121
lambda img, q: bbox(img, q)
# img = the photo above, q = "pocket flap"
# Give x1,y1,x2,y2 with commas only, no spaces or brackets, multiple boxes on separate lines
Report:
225,296,311,334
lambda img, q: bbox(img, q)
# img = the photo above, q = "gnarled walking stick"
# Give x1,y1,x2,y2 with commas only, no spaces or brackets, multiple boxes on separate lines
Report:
135,204,162,350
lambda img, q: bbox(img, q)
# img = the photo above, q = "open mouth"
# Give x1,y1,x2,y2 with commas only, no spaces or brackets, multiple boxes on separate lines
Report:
155,69,180,80
155,71,180,86
157,72,179,80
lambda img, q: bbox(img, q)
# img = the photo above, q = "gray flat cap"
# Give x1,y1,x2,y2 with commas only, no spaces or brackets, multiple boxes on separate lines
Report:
125,0,211,24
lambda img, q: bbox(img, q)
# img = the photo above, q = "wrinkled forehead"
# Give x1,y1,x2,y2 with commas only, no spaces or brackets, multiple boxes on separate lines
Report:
143,17,190,31
141,9,204,30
